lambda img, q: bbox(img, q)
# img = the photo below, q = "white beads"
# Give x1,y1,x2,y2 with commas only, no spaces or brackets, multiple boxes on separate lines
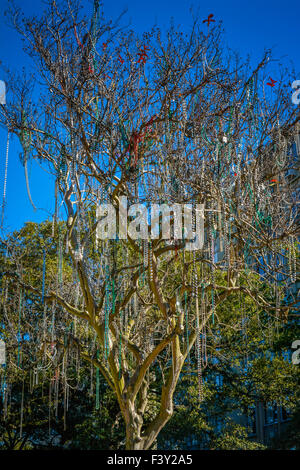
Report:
149,240,154,282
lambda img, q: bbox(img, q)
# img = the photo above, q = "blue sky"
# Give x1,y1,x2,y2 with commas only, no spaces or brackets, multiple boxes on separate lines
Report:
0,0,299,234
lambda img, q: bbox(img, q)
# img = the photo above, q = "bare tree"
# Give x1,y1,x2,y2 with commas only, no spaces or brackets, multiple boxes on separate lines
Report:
0,0,299,450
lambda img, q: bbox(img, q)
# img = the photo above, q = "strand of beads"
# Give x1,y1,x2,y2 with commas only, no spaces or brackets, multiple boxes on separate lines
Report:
149,240,153,282
123,300,129,351
104,263,111,360
246,78,254,140
1,130,9,228
58,226,63,291
235,142,242,193
184,291,190,368
224,214,231,269
195,274,204,401
275,273,280,324
192,250,201,370
74,205,82,263
21,114,37,211
95,350,100,410
288,236,297,283
42,248,46,303
52,179,58,237
201,282,208,369
226,107,234,164
181,96,187,145
276,133,287,168
17,290,23,367
208,209,215,324
217,199,223,251
240,290,248,368
119,309,123,380
19,377,25,438
143,238,148,268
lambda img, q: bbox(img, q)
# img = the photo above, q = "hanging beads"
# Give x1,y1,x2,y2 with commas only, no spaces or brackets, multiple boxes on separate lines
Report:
240,290,248,368
143,238,148,268
74,206,82,263
19,377,25,438
104,263,111,359
224,214,231,268
195,274,203,401
21,113,37,211
119,310,123,379
1,130,9,228
208,208,215,324
288,236,297,283
95,351,100,410
181,96,187,122
201,283,208,369
184,291,190,367
58,225,63,290
17,290,23,367
42,248,46,303
149,240,153,282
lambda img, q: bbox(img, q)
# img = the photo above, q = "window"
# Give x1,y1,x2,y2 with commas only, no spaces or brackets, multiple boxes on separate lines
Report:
248,407,256,434
264,402,278,425
281,407,290,421
215,374,223,387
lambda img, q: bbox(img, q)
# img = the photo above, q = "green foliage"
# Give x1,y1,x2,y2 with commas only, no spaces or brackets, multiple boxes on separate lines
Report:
211,421,266,450
1,220,299,450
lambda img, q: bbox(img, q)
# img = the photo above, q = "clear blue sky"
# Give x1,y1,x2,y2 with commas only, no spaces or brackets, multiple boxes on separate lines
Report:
0,0,299,234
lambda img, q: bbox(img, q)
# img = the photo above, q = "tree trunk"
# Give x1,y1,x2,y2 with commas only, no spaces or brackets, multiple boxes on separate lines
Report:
125,407,173,450
125,426,146,450
125,419,147,450
125,400,146,450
